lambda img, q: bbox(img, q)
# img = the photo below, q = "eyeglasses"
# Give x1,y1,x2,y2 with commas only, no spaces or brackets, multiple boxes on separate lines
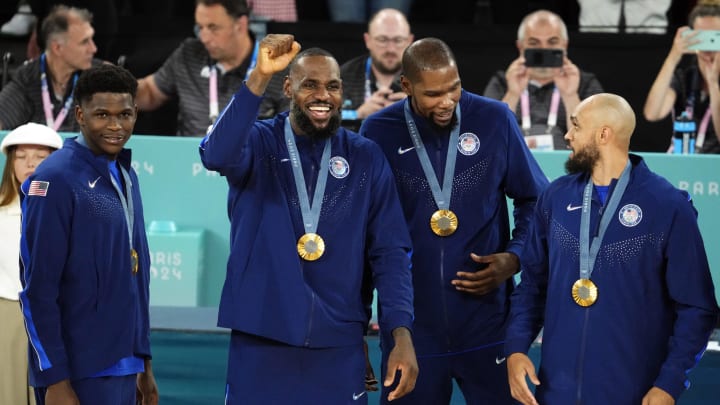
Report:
372,36,409,47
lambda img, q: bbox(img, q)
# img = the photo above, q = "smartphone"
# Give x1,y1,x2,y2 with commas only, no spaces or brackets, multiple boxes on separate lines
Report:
524,48,564,68
684,30,720,51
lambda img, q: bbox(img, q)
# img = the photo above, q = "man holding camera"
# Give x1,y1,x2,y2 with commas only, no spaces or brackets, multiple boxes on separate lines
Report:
483,9,603,150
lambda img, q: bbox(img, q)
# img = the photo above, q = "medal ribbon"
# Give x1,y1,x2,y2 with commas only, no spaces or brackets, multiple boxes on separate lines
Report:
108,162,135,251
40,53,78,131
284,119,332,234
208,40,259,124
520,87,560,133
402,99,461,211
579,160,632,280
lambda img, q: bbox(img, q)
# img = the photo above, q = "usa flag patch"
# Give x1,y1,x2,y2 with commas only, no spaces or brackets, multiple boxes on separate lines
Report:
28,181,49,197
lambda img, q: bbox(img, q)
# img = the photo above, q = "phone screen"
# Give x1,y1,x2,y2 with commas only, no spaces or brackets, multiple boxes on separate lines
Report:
524,48,564,68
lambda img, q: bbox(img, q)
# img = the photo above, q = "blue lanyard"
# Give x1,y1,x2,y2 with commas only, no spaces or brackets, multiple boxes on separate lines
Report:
108,161,135,250
364,57,373,101
402,99,461,211
283,119,332,234
579,160,632,279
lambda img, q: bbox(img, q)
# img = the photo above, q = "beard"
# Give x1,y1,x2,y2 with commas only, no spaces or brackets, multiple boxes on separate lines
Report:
565,141,600,175
290,103,341,140
372,54,401,76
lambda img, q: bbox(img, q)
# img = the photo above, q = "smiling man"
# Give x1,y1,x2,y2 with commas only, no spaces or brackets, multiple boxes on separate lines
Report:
19,64,158,405
361,37,548,405
200,33,418,404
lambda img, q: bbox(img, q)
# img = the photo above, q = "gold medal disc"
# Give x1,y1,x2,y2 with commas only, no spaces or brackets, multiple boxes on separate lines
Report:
571,278,598,307
430,209,458,236
131,248,139,274
297,233,325,261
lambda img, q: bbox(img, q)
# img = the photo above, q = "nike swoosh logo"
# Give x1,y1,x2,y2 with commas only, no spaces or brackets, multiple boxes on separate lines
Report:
88,176,101,189
280,158,290,162
495,356,506,365
397,146,416,155
566,204,582,211
352,392,366,400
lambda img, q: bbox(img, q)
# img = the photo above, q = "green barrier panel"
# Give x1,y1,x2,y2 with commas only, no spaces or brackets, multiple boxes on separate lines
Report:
1,133,718,306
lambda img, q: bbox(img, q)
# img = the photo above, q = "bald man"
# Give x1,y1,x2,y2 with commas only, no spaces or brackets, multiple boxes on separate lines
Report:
339,8,413,131
505,93,719,405
361,37,548,405
483,9,603,151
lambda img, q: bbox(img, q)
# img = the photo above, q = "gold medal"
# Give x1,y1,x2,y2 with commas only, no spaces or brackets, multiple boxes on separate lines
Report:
430,209,458,236
297,233,325,261
131,248,139,274
571,278,598,307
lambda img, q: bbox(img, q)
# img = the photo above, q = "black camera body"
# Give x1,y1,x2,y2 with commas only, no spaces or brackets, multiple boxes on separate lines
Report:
523,48,564,68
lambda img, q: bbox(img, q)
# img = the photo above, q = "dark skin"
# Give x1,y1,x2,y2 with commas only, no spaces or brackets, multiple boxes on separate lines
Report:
401,65,521,294
247,33,418,401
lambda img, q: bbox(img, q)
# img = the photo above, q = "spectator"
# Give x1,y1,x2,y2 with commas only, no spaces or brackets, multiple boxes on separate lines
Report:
339,8,412,132
0,123,62,405
0,5,99,131
506,93,718,405
361,37,548,405
644,0,720,153
136,0,285,136
484,9,603,151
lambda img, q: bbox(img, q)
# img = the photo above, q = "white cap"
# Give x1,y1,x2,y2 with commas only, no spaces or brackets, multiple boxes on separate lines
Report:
1,123,64,155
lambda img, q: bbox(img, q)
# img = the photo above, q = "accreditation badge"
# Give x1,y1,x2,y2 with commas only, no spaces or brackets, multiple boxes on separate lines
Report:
571,278,598,307
297,233,325,261
430,209,458,236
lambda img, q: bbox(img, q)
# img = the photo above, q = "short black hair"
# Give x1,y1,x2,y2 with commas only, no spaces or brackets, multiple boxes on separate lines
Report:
196,0,249,18
402,38,457,82
288,47,337,76
74,64,137,106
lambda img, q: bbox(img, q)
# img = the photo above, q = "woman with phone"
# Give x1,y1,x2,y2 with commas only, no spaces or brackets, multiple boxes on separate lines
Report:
644,0,720,154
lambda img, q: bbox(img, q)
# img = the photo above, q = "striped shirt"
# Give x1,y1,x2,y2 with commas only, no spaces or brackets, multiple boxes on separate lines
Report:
153,37,285,136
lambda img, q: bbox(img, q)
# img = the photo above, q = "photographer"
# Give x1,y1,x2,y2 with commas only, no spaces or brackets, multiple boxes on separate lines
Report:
483,9,603,150
643,0,720,154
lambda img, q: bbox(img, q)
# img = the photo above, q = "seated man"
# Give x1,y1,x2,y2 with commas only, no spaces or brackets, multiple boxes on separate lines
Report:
136,0,287,136
0,5,99,131
483,9,603,151
339,8,412,131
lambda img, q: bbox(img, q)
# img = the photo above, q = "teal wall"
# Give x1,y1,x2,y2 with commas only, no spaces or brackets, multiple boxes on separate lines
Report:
2,133,719,306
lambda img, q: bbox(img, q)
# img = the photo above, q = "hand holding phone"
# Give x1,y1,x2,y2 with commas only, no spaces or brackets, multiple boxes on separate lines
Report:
523,48,564,68
683,30,720,51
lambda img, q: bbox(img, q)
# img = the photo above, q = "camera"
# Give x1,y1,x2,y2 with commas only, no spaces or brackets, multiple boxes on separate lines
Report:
523,48,564,68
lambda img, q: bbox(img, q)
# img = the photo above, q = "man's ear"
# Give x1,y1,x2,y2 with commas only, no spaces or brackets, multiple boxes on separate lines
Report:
283,76,292,99
400,76,411,96
75,104,84,126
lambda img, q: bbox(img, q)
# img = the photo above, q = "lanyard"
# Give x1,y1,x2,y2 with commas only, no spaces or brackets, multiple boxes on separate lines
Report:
283,119,332,235
208,40,260,124
579,160,631,280
364,57,373,101
40,53,78,131
402,99,461,211
520,86,560,133
696,107,712,148
108,161,135,250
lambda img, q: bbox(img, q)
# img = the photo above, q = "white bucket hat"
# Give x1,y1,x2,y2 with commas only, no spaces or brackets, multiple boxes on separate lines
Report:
1,123,64,155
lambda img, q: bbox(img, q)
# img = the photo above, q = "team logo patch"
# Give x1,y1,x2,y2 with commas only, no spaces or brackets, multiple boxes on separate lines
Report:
618,204,642,227
329,156,350,179
457,132,480,155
